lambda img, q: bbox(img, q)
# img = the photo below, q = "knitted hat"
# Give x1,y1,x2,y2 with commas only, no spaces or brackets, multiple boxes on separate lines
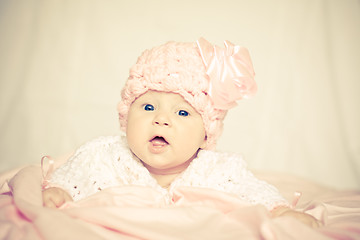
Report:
117,38,256,150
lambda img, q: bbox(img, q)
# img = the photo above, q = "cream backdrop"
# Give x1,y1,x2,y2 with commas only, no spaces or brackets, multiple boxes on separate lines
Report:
0,0,359,189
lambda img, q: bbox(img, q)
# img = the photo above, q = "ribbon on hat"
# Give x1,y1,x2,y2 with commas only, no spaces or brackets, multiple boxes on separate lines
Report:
196,38,257,110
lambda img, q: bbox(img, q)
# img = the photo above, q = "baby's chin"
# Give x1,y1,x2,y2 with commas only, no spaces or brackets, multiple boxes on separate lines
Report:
141,159,191,176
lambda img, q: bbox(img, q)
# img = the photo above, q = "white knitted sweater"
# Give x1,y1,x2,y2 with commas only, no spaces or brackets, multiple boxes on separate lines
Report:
49,136,288,210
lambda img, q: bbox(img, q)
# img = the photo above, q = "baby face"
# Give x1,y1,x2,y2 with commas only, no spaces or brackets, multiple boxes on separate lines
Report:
126,91,207,175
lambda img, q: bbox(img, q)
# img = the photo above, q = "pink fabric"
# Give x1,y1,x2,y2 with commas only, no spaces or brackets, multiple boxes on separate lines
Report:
1,165,360,240
196,38,257,110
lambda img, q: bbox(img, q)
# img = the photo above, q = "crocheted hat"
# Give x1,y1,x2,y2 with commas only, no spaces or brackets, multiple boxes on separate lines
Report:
117,38,256,150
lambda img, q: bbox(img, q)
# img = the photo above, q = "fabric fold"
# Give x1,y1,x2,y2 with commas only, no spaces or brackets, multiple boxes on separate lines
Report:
1,165,359,240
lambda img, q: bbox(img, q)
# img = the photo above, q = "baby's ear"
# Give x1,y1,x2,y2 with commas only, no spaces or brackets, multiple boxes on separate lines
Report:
200,136,207,149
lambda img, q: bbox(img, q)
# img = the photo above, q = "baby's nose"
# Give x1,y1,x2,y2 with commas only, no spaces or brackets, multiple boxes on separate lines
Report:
153,113,171,127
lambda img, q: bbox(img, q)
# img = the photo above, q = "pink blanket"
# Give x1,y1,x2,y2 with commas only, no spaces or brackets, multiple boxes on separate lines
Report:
1,165,359,240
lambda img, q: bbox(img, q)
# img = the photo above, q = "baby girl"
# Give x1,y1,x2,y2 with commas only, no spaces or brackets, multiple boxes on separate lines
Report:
42,38,319,227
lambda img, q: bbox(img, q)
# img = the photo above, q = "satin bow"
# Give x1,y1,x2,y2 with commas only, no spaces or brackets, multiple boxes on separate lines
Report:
196,38,257,110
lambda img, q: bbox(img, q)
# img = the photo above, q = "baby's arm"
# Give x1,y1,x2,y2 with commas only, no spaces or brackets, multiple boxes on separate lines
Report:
222,153,321,228
43,136,123,206
271,206,321,228
42,187,73,208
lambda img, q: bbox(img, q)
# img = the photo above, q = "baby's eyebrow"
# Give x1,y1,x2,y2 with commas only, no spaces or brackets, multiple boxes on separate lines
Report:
175,103,196,112
137,96,155,104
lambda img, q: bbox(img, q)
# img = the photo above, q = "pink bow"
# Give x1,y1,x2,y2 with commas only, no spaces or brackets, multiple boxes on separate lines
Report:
196,38,257,110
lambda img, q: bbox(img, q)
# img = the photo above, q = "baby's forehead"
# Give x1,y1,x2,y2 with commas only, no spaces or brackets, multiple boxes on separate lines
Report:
135,90,195,108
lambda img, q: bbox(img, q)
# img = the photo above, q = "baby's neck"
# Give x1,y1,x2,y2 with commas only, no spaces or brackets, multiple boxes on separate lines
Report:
150,172,180,189
139,157,194,189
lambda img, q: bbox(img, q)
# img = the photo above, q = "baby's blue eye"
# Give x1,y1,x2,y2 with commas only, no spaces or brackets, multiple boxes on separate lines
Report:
144,104,154,111
178,110,189,117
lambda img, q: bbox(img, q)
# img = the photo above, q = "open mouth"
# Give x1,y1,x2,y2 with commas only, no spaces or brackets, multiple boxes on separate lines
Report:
150,136,169,146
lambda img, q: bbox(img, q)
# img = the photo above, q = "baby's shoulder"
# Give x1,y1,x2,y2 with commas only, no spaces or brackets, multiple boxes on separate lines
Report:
73,135,127,154
55,135,131,172
191,150,249,179
197,150,247,168
178,150,253,191
64,135,131,165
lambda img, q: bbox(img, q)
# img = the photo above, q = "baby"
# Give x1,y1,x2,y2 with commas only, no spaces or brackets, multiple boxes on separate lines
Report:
42,38,319,227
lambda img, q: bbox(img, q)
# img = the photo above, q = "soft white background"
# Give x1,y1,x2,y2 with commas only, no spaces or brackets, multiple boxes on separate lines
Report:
0,0,359,189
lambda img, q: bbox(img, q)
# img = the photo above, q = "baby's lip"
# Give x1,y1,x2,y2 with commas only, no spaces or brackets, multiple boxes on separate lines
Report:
149,136,169,145
148,135,169,154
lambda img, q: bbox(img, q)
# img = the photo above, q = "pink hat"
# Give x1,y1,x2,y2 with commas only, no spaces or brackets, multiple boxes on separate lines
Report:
118,38,256,150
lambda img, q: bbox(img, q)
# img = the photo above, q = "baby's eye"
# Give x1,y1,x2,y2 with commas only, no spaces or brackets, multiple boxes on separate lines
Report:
177,110,189,117
143,104,154,111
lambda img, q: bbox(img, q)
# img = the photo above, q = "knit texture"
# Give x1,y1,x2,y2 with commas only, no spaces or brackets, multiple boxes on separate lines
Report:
49,136,288,210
